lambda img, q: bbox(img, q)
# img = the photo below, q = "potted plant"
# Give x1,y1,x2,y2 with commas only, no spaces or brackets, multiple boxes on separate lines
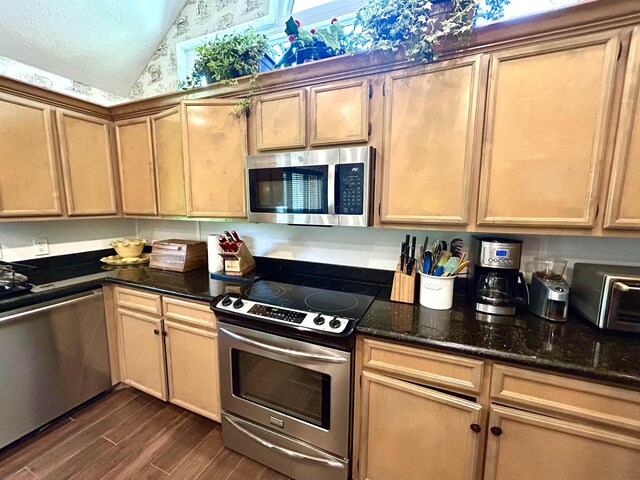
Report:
349,0,510,63
181,29,273,88
275,16,347,68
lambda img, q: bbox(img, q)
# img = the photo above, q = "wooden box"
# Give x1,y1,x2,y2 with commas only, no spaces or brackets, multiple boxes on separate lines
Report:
150,239,207,272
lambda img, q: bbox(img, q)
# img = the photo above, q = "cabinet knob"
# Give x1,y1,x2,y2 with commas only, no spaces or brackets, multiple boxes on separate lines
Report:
162,330,167,337
153,328,159,335
470,423,482,433
490,426,502,436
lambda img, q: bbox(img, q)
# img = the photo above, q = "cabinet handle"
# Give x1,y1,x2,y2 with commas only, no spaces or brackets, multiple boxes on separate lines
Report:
470,423,482,433
153,328,159,335
162,330,167,337
490,426,502,436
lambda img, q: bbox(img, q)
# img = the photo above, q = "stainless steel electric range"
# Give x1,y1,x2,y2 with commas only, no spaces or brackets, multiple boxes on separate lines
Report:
210,273,379,480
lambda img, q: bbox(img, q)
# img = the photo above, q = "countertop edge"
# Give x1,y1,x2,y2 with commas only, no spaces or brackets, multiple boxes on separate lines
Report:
356,326,640,391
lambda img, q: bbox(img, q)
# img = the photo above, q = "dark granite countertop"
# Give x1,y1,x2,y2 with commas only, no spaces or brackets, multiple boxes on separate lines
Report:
3,253,639,390
358,291,640,390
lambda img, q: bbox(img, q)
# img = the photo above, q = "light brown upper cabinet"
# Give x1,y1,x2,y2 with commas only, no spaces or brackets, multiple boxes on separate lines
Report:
255,89,307,151
0,93,62,217
254,78,370,151
55,110,118,216
115,117,158,215
309,78,370,146
151,108,186,216
605,27,640,229
181,99,247,217
380,56,484,225
477,32,620,228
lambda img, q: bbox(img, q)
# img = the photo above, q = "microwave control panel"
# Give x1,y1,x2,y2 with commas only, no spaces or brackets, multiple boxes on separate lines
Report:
336,163,365,215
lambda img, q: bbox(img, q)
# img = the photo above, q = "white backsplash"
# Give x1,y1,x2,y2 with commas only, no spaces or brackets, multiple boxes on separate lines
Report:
0,219,136,262
0,218,638,285
136,219,640,282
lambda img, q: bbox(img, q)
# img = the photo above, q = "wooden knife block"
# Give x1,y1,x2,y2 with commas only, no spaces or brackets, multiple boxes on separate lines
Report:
220,242,256,276
390,262,417,304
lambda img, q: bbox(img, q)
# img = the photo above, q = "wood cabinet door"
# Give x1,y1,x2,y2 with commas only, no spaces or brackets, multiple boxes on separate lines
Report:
117,308,167,400
151,107,186,216
380,56,483,225
165,320,220,421
309,78,369,146
115,117,158,215
605,27,640,229
478,32,620,227
0,93,62,217
483,405,640,480
56,110,118,216
255,89,306,151
358,371,483,480
181,99,247,217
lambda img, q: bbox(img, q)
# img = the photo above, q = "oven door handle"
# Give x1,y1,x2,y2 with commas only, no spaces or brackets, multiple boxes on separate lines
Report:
613,281,640,292
224,414,345,469
220,327,348,363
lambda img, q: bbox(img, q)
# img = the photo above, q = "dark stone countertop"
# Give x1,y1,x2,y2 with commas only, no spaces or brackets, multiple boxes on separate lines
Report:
358,291,640,390
3,256,639,390
0,264,242,313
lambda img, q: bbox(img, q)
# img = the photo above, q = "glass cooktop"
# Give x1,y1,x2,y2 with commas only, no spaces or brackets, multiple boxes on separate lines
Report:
244,273,380,320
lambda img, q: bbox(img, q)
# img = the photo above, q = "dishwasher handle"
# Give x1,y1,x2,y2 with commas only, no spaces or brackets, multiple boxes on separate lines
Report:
0,290,103,325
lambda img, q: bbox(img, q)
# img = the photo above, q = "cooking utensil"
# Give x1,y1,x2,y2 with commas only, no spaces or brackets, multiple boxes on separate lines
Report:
423,251,432,275
451,260,471,276
400,242,406,273
431,240,443,275
451,238,464,258
231,230,241,242
224,231,234,242
433,266,445,277
442,257,461,277
407,236,417,275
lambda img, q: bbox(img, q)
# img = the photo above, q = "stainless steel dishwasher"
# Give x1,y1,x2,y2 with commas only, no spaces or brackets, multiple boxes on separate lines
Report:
0,289,111,449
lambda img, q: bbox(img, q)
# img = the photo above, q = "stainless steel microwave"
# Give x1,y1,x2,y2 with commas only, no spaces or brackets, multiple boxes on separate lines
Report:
245,146,375,227
571,263,640,333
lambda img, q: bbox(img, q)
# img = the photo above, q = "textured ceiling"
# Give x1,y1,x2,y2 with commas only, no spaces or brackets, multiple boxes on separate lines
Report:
0,0,187,96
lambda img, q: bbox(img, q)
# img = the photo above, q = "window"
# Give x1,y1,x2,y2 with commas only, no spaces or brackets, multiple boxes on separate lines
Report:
476,0,585,26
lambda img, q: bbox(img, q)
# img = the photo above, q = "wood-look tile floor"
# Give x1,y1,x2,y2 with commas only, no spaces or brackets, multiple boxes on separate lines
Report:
0,386,292,480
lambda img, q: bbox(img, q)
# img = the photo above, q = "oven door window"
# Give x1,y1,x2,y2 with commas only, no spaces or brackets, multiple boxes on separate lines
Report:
232,350,331,429
248,166,329,214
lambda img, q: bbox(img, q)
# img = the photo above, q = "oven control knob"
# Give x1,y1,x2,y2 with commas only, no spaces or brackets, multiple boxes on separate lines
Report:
329,318,341,329
232,298,244,309
313,315,325,325
221,295,233,307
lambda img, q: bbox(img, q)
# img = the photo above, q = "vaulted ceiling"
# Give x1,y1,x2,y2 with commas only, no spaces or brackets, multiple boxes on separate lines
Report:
0,0,187,96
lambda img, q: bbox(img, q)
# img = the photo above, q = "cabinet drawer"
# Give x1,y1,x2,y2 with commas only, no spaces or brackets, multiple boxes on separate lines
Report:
115,287,162,316
362,338,484,395
162,296,216,330
491,365,640,432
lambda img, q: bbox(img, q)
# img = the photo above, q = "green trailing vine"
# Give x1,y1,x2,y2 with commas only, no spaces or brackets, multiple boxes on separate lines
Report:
179,1,510,114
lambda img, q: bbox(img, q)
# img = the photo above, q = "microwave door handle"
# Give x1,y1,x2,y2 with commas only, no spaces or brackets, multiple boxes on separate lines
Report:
328,163,336,215
224,414,345,469
219,327,347,363
613,281,640,292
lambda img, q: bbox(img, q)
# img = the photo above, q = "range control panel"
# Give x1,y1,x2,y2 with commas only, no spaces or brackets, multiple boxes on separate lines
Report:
215,295,350,334
336,162,365,215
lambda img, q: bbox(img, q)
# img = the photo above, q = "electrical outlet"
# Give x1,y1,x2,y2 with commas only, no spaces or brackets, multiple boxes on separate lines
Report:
33,238,49,256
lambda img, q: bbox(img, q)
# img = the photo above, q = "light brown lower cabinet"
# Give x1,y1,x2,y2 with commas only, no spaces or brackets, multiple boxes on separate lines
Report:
354,337,640,480
164,320,220,421
358,371,483,480
117,307,168,400
483,405,640,480
112,287,220,421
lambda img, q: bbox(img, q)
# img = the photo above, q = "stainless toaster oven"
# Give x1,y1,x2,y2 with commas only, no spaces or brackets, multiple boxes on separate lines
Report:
571,263,640,333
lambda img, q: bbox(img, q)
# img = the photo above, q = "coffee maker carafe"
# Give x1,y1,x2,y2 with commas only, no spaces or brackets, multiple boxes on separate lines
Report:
471,237,529,315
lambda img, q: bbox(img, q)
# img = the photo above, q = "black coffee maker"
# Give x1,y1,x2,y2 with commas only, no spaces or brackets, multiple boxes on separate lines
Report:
470,237,529,315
